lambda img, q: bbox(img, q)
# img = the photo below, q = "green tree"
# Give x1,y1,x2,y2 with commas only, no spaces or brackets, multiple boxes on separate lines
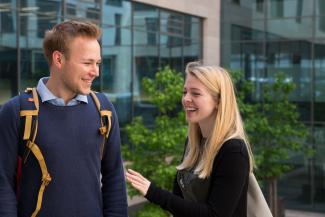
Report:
123,67,187,217
233,71,311,217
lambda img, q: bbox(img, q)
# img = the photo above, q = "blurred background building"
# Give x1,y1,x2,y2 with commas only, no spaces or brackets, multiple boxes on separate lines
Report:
0,0,324,214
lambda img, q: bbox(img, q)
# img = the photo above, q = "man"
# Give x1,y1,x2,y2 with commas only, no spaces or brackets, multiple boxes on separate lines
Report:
0,20,128,217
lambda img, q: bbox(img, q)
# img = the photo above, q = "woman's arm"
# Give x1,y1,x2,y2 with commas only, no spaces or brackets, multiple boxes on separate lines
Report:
126,139,249,217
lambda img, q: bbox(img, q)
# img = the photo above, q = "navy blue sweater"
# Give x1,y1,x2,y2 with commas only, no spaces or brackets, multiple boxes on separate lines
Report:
0,93,128,217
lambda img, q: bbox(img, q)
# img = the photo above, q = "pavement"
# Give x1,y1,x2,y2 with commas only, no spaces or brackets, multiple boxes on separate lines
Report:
128,196,325,217
285,210,325,217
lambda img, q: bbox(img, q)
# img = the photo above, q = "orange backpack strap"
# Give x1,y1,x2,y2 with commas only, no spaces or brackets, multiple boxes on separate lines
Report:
89,91,112,159
19,87,51,217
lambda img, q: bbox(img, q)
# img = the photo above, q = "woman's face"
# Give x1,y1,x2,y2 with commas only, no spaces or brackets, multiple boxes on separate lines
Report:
182,74,217,128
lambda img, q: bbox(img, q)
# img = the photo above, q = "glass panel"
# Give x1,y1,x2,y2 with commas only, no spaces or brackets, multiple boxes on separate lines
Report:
266,41,311,100
278,124,312,211
267,18,313,40
132,29,158,47
315,16,325,38
183,37,201,66
102,26,131,126
0,0,14,34
221,0,265,21
102,26,131,47
312,124,325,211
65,0,100,23
35,0,61,38
316,0,325,16
133,30,159,124
267,0,314,18
222,42,265,100
20,0,60,91
102,0,131,27
133,2,158,31
160,34,183,70
184,16,200,39
315,41,325,121
0,0,16,103
279,124,325,212
160,10,183,36
228,21,265,42
266,41,312,121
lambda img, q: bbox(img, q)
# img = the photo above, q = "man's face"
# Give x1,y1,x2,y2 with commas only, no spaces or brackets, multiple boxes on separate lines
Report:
59,36,101,96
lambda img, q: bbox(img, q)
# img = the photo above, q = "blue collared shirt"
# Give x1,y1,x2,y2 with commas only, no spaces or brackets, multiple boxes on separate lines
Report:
36,77,88,106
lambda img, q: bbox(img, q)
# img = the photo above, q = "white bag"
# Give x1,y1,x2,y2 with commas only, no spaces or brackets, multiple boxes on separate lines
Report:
247,173,273,217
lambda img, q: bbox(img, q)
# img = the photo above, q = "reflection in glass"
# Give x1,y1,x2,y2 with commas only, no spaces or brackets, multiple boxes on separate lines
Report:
133,30,159,124
266,41,312,122
267,18,313,40
315,41,325,103
133,3,158,31
102,25,131,125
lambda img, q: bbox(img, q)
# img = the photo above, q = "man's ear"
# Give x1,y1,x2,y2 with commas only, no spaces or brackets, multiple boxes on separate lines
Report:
52,51,64,68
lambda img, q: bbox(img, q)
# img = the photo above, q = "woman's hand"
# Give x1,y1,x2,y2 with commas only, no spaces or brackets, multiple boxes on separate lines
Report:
125,169,151,196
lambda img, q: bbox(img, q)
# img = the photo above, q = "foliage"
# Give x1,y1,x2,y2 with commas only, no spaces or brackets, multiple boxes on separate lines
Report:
135,204,169,217
231,70,311,180
122,66,187,203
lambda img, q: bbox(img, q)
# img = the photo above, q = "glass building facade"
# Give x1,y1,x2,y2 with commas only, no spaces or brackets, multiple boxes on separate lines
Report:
0,0,202,126
221,0,325,213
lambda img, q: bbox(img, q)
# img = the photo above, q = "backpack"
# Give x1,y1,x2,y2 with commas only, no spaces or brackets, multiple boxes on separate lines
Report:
17,87,112,217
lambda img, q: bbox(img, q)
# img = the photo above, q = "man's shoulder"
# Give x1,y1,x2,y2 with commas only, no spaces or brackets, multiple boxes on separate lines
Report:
91,92,115,110
0,95,21,121
1,95,20,110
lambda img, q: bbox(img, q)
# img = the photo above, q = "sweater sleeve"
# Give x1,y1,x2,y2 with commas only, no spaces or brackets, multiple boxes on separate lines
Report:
145,140,249,217
100,99,128,217
0,98,20,217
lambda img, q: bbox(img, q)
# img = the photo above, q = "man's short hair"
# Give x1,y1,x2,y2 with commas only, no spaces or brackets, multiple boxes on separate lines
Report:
43,20,101,65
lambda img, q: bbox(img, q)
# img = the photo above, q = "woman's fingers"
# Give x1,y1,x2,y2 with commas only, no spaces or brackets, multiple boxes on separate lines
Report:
125,169,151,196
127,169,146,179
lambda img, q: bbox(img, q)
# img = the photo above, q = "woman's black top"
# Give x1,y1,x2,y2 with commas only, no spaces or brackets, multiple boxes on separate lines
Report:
145,138,249,217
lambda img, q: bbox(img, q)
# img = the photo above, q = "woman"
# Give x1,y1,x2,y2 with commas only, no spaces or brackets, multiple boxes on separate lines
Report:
126,62,254,217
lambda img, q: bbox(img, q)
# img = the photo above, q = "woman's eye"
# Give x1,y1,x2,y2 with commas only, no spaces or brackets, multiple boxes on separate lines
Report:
182,91,187,95
192,92,200,96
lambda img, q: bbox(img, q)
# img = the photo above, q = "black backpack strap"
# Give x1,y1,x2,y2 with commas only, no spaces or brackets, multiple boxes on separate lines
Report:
89,91,112,160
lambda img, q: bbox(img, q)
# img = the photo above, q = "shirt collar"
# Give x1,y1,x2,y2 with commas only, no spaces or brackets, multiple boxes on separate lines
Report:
36,77,88,104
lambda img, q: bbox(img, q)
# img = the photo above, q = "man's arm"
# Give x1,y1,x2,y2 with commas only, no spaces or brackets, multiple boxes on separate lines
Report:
101,100,128,217
0,97,20,216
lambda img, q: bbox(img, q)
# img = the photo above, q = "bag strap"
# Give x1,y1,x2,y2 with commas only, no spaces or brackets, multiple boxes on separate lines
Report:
19,87,51,217
89,91,112,160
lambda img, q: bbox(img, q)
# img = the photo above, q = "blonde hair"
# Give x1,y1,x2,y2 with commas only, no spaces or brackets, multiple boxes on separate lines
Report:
177,62,254,178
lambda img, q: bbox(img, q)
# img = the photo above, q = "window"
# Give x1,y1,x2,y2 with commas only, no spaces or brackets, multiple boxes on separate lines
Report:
106,0,122,7
296,0,303,23
66,3,76,16
115,14,121,45
270,0,284,18
86,7,100,20
256,0,264,13
145,18,157,45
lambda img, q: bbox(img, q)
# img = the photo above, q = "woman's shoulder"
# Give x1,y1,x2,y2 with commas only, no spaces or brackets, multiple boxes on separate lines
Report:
220,138,247,153
212,138,250,172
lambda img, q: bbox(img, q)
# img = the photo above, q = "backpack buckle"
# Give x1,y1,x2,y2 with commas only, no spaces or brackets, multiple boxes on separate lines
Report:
42,173,52,186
